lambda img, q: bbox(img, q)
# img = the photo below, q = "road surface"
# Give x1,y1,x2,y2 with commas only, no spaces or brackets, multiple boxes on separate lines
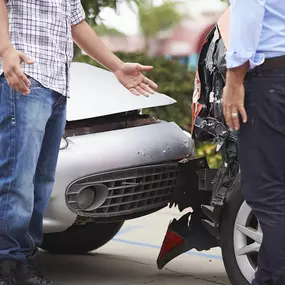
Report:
37,207,231,285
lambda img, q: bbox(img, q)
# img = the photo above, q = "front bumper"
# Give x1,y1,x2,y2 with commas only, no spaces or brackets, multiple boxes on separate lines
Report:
43,121,195,233
66,162,179,221
156,157,219,269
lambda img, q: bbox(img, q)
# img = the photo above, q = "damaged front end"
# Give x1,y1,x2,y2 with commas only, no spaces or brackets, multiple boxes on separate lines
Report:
157,9,240,270
157,156,218,269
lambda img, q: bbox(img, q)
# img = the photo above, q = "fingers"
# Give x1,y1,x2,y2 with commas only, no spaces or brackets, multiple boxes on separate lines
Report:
224,105,248,131
224,104,237,130
143,77,158,89
2,50,34,95
129,88,141,96
231,107,240,131
5,69,30,95
14,67,31,88
140,82,154,94
135,85,151,97
128,77,158,97
239,105,248,124
224,104,233,130
19,52,35,65
138,64,153,72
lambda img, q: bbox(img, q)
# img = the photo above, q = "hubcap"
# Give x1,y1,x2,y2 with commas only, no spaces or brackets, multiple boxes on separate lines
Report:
233,201,263,283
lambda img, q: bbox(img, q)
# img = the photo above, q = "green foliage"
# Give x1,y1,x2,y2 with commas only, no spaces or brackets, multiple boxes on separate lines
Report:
196,142,223,169
220,0,229,5
138,1,182,50
138,1,182,38
94,24,126,36
74,0,136,57
81,0,139,25
75,51,194,130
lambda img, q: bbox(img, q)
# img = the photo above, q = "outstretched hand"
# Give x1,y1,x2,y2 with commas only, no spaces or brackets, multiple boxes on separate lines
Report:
114,62,158,97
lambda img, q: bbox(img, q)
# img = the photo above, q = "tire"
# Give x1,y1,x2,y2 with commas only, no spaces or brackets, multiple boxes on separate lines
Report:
40,221,124,254
221,175,260,285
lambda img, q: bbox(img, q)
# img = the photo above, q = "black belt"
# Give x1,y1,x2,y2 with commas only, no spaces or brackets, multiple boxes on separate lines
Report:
255,55,285,72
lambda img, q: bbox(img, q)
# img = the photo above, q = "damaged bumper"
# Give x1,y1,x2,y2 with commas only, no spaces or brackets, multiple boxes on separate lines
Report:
156,157,218,269
156,148,239,269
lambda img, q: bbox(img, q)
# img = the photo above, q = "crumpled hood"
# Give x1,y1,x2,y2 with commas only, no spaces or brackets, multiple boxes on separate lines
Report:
66,62,176,121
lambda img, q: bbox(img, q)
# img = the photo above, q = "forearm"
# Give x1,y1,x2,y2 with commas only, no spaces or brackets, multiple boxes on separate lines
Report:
0,0,12,56
72,21,123,73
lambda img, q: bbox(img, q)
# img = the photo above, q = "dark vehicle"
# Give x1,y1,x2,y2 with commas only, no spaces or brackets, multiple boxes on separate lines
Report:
157,8,259,285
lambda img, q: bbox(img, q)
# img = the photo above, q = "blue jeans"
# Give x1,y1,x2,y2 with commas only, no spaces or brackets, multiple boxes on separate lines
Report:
0,75,66,263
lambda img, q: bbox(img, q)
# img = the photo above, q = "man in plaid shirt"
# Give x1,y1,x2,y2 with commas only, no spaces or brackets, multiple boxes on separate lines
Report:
0,0,158,284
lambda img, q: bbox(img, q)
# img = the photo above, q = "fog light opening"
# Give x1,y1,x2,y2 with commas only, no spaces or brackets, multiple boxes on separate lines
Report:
76,184,109,212
77,187,96,210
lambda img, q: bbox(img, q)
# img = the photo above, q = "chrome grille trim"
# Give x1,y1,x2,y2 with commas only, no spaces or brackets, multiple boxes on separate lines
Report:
66,163,179,218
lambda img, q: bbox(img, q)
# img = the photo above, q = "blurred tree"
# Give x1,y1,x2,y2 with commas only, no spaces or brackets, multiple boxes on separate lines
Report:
94,24,126,36
196,142,223,168
81,0,138,26
220,0,229,5
138,1,183,51
73,0,138,56
75,0,183,54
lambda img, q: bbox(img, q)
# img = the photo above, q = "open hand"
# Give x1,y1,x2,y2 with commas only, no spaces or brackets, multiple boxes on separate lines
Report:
1,47,35,95
222,82,248,130
114,62,158,97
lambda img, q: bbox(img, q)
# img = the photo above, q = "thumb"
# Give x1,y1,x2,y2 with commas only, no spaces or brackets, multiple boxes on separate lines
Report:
19,52,35,64
138,64,153,72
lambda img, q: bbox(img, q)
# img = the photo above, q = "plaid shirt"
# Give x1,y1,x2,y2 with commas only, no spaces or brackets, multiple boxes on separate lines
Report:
0,0,86,97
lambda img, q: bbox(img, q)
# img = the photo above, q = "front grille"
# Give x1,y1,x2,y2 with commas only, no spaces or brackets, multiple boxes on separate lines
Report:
66,163,179,218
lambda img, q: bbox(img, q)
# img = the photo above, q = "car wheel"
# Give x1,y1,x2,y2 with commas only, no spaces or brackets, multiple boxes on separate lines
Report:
221,176,262,285
40,221,124,254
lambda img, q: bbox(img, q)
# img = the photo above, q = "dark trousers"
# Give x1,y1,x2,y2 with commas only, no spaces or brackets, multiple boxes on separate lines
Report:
239,67,285,285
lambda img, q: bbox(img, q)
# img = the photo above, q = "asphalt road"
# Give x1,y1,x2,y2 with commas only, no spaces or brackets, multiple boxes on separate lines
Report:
37,207,231,285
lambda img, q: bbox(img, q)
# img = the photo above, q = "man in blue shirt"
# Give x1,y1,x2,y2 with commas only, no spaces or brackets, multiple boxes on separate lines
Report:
223,0,285,284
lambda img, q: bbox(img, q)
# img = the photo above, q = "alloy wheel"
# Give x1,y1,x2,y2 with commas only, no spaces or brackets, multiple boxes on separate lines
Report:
233,201,263,283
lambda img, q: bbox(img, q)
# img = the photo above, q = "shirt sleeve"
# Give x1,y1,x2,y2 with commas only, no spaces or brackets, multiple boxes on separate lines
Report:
226,0,266,69
70,0,86,26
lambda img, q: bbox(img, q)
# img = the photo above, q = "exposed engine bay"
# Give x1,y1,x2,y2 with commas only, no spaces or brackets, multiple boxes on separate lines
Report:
64,110,158,137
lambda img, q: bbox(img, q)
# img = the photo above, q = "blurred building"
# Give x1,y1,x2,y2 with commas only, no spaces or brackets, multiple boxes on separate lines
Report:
147,20,215,71
100,0,227,71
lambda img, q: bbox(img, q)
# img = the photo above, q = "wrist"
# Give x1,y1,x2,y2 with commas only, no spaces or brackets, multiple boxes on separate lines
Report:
111,59,124,74
0,44,13,58
226,62,249,86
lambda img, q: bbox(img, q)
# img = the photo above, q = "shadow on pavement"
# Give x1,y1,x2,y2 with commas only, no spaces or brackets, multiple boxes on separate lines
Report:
35,250,229,285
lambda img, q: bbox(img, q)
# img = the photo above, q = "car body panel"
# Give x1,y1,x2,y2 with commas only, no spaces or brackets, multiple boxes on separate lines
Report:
67,62,177,121
43,121,194,233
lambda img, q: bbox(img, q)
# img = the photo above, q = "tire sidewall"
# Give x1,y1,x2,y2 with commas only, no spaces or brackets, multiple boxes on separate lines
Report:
221,174,250,285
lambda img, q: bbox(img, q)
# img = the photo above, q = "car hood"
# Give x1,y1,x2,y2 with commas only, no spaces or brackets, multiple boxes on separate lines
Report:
66,62,176,121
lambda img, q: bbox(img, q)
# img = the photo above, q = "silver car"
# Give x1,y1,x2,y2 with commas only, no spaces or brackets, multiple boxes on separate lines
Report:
40,62,195,254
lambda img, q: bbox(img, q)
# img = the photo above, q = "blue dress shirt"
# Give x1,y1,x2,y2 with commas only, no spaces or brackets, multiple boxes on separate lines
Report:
226,0,285,69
